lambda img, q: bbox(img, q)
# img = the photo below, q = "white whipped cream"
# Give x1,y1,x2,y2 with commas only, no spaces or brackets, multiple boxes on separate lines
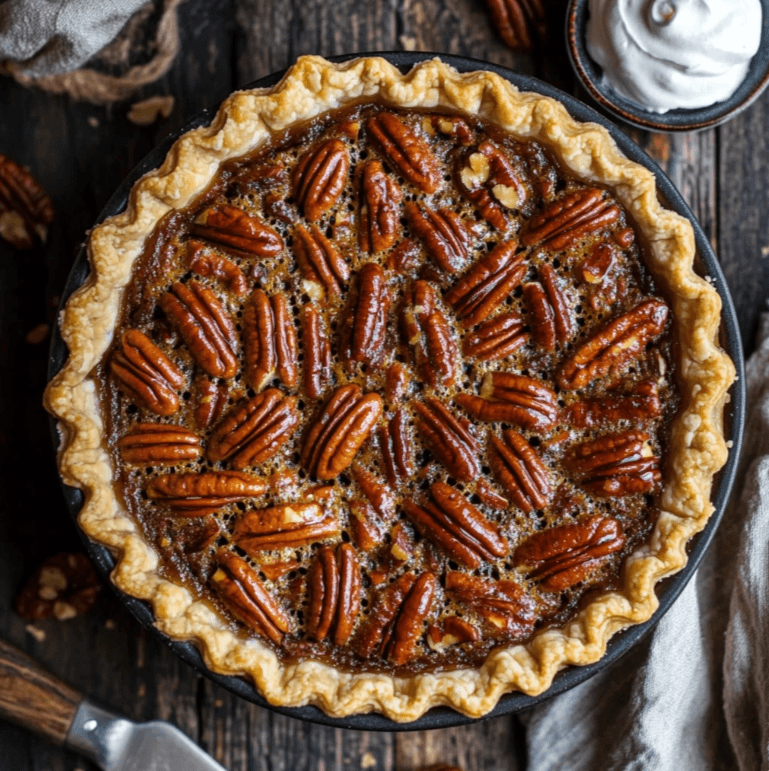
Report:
586,0,763,113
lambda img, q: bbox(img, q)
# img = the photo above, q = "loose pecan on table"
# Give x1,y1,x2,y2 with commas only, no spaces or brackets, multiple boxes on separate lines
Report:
111,329,184,416
405,202,470,274
359,159,402,253
462,311,527,362
190,204,284,257
456,372,558,431
523,263,573,350
427,616,482,650
292,138,350,222
146,471,269,516
403,481,508,569
301,384,383,480
188,241,248,295
233,502,340,553
565,380,662,429
118,423,202,464
488,429,551,512
160,280,239,378
193,374,229,429
367,113,441,194
293,223,350,299
378,408,415,486
306,543,362,645
557,298,669,390
513,515,625,591
0,153,55,250
444,239,526,327
484,0,546,52
243,289,298,391
301,303,332,400
212,550,291,643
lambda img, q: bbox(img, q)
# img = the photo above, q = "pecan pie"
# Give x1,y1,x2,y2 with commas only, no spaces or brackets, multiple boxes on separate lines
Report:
45,56,734,721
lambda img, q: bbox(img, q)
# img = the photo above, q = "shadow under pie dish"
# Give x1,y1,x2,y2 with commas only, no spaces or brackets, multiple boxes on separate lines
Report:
45,54,736,722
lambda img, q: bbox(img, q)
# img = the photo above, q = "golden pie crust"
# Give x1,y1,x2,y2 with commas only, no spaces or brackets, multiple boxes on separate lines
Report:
45,55,734,721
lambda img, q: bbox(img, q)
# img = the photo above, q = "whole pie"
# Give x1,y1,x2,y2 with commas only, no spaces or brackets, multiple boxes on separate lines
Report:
45,56,734,721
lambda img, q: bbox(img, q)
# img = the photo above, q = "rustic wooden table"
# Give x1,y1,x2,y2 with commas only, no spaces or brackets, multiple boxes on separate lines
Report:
0,1,766,769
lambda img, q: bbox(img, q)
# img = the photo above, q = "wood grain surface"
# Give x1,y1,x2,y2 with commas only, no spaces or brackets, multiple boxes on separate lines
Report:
0,0,766,769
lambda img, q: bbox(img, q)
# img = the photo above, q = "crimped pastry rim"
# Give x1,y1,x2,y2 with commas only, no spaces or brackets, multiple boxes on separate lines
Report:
44,55,735,721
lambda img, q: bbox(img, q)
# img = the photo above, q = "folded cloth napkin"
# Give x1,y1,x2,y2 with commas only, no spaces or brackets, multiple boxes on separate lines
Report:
522,313,769,771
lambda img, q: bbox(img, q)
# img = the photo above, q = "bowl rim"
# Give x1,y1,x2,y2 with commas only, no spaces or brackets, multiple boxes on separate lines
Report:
47,51,746,731
566,0,769,132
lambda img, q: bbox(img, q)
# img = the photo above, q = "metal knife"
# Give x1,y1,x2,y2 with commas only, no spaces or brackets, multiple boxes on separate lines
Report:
0,637,227,771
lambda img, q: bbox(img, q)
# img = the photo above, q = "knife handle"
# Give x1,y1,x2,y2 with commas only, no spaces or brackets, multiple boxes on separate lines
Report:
0,638,82,746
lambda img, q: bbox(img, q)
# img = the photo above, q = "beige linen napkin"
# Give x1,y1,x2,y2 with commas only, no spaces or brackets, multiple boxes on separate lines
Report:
523,314,769,771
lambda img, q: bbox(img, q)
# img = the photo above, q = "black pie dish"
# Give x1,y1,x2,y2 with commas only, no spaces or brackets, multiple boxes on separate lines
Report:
47,52,745,731
567,0,769,132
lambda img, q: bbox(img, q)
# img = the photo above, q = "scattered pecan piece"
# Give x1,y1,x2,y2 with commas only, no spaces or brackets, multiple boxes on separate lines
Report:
387,238,421,274
339,263,389,372
301,303,332,399
484,0,546,51
514,516,625,591
193,374,228,429
581,242,616,284
405,202,470,274
475,479,509,510
488,429,551,512
351,464,395,519
456,372,558,431
402,280,459,387
427,616,482,650
146,471,268,516
614,227,635,249
367,113,441,193
243,289,298,391
567,430,661,496
462,311,526,362
160,280,238,379
118,423,202,464
259,559,301,582
565,380,662,429
557,299,669,390
293,223,350,299
428,115,475,144
445,572,536,636
306,543,362,645
207,390,300,469
444,239,526,327
188,241,248,295
190,204,283,257
15,553,100,622
524,263,573,350
384,361,410,404
292,138,350,221
233,502,340,553
521,189,621,251
161,517,221,555
0,153,54,249
349,499,386,552
111,330,184,416
212,551,291,643
359,159,402,253
302,384,384,480
413,398,480,482
378,408,414,486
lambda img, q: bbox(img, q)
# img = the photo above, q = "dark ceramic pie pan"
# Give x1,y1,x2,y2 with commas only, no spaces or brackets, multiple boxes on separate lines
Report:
47,52,745,730
567,0,769,132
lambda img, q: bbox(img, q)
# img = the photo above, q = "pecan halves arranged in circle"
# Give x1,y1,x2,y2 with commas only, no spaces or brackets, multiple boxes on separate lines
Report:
233,502,340,553
293,224,350,299
524,263,573,350
306,543,362,645
117,424,202,464
567,430,661,496
292,138,350,222
212,550,291,643
301,384,384,480
359,159,402,253
243,289,298,391
513,516,626,591
147,471,269,516
402,280,459,388
484,0,546,52
456,372,558,431
405,202,470,274
462,311,527,362
193,374,228,429
188,241,248,295
403,481,508,570
111,330,184,416
565,380,662,429
0,153,55,249
521,189,621,251
207,389,300,469
367,113,441,193
378,408,414,487
413,398,480,482
190,203,284,257
444,239,526,327
160,280,238,378
457,141,527,229
557,298,669,390
339,262,389,373
301,303,332,400
488,429,551,513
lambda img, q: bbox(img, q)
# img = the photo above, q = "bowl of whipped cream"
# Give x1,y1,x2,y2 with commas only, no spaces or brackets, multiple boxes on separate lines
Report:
567,0,769,131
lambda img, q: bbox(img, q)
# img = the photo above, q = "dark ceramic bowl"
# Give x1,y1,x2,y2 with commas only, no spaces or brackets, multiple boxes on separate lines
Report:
567,0,769,132
48,52,745,730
